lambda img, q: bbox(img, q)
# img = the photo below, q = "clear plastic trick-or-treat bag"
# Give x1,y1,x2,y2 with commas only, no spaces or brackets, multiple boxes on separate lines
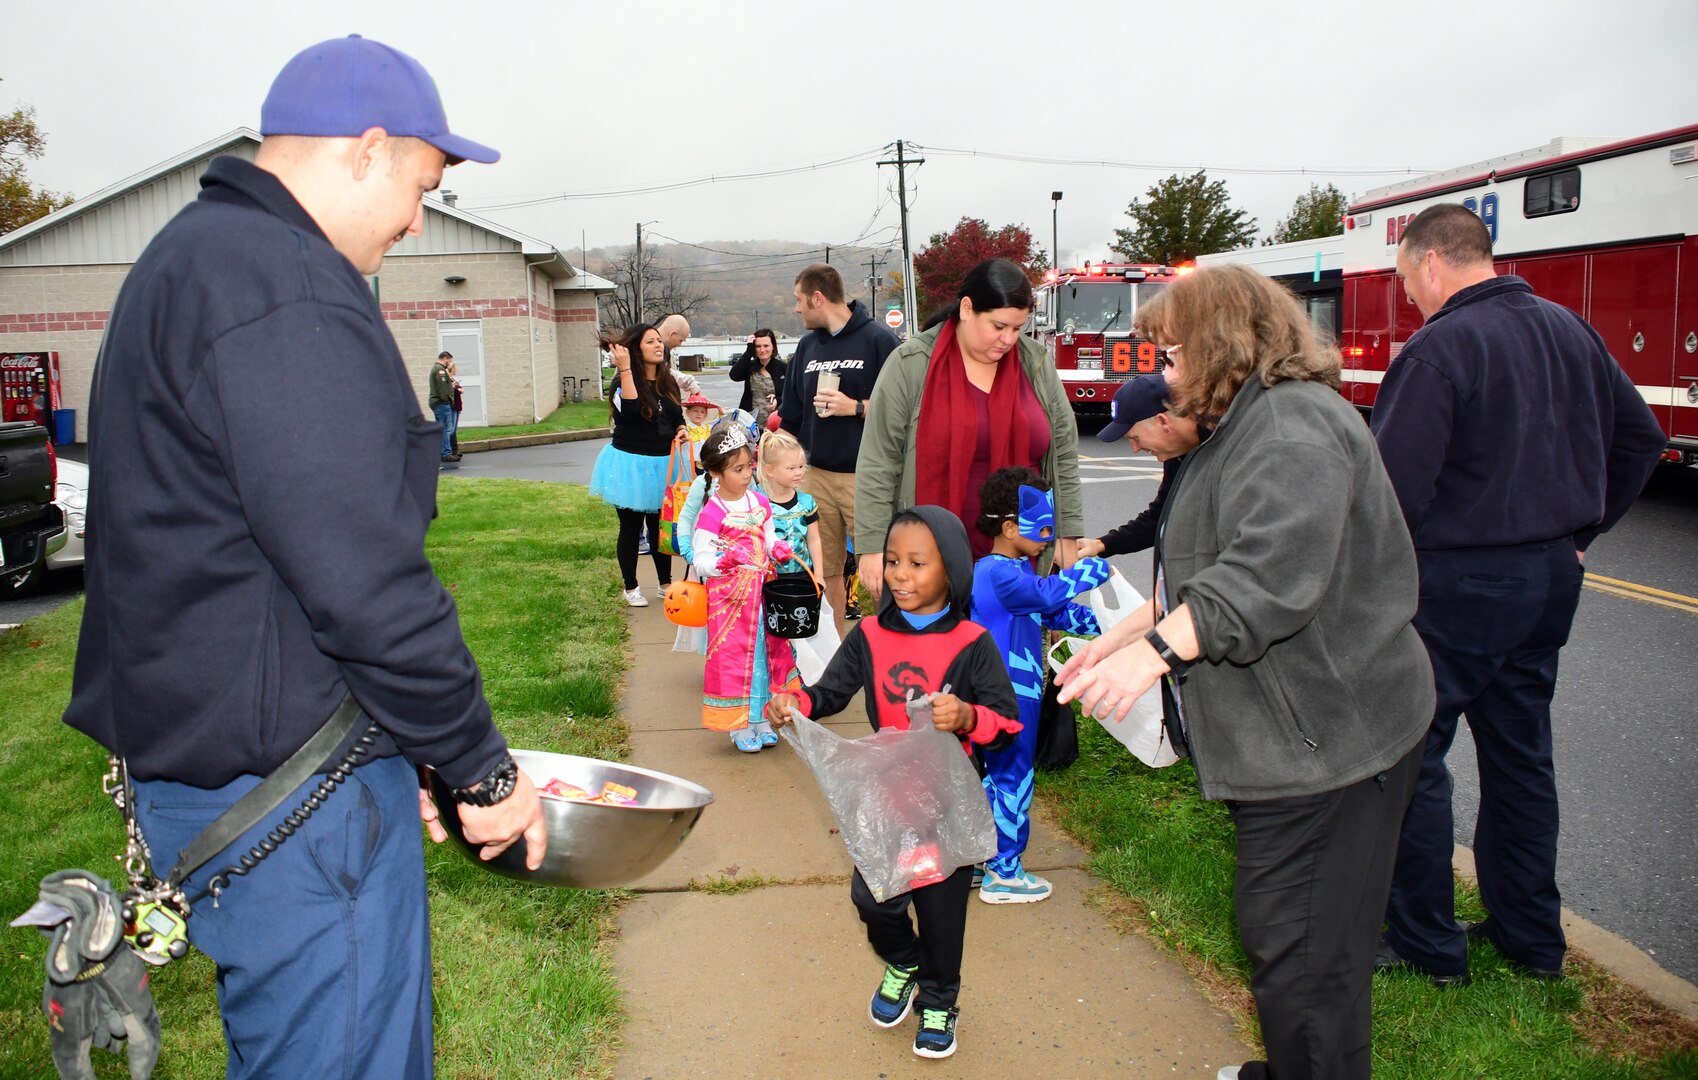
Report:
781,710,997,902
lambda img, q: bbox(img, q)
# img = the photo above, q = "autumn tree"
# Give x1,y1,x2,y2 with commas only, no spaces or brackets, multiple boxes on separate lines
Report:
913,217,1047,316
1,97,73,236
1109,171,1256,265
596,244,711,328
1266,182,1347,245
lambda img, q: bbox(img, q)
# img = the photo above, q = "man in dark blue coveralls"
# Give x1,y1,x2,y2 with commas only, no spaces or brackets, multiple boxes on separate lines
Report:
1370,203,1664,986
63,36,546,1077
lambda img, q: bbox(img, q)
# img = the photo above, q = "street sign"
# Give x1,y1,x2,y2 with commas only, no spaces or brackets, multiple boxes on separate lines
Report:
885,307,904,329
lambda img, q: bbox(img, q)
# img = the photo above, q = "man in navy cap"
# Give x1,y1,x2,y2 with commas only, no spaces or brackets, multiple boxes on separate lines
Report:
1076,374,1207,560
64,36,543,1077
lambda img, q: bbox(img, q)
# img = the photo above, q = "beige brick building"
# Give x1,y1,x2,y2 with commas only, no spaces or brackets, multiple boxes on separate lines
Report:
0,129,613,440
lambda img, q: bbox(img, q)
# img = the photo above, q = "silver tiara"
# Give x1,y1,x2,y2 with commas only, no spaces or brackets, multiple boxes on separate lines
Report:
716,424,750,454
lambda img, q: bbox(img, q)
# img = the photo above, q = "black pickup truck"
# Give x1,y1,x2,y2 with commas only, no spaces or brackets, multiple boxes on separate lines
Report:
0,421,66,594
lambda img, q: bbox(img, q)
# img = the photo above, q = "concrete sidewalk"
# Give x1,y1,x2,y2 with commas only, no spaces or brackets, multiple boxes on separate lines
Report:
609,561,1252,1078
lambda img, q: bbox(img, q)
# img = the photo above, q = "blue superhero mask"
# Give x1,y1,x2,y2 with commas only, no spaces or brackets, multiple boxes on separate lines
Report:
1017,485,1055,542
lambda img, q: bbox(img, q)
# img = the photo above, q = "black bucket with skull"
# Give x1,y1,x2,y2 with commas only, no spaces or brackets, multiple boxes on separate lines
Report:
763,570,822,639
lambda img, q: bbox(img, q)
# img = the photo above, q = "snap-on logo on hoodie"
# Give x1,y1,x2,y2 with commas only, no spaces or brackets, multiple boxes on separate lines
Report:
803,357,867,374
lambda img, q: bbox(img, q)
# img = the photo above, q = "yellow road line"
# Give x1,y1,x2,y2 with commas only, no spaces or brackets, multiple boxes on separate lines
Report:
1585,573,1698,606
1584,580,1698,616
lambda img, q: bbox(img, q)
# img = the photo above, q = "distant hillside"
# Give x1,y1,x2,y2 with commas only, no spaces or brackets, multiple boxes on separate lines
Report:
584,240,905,337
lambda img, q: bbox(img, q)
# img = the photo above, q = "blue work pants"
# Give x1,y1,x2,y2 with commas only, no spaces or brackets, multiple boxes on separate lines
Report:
132,753,433,1079
1384,539,1583,974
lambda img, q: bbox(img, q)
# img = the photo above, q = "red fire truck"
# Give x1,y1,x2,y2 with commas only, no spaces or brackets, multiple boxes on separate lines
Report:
1027,262,1180,414
1337,122,1698,464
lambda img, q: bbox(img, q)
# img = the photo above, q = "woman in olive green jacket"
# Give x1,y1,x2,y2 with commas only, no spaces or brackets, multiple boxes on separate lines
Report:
854,259,1083,596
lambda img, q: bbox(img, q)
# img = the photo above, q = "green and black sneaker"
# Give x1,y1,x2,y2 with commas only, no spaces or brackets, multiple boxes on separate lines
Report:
868,962,918,1028
913,1006,959,1059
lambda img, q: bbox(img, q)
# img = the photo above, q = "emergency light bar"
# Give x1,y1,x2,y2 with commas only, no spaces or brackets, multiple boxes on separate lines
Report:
1059,265,1177,280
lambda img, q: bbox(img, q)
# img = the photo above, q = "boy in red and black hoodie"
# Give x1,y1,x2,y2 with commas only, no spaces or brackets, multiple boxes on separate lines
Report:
767,505,1019,1062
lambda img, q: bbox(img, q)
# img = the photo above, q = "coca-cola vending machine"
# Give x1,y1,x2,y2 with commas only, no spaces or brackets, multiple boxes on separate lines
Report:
1,351,62,440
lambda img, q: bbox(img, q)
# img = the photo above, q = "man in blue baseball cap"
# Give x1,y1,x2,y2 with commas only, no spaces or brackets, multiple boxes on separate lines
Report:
1076,374,1208,559
64,36,541,1077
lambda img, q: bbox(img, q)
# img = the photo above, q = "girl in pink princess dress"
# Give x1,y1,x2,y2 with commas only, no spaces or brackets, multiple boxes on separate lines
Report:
691,424,800,751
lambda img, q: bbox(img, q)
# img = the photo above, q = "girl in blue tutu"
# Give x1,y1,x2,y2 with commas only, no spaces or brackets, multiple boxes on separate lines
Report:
590,323,685,606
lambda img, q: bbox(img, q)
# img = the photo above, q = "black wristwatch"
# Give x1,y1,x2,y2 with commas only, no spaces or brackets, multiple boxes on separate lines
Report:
452,753,519,806
1144,628,1192,676
855,399,866,419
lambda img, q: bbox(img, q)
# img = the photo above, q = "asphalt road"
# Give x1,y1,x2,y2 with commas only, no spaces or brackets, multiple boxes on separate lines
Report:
12,367,1695,983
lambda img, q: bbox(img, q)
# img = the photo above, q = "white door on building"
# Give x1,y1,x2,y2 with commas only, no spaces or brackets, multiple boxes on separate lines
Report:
437,320,486,427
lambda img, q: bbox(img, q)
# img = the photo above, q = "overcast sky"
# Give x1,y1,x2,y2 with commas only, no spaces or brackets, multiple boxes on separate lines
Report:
8,0,1695,271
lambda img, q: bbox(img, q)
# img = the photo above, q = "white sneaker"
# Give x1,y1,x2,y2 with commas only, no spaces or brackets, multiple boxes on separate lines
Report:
1217,1067,1242,1080
622,587,650,607
978,868,1053,904
655,585,670,600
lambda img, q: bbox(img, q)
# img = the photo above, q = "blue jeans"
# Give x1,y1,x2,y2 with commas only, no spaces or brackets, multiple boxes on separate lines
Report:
433,402,456,457
133,754,433,1079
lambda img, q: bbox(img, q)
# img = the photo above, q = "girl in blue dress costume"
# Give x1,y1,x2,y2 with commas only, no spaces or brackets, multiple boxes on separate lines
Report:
969,467,1111,903
758,429,823,579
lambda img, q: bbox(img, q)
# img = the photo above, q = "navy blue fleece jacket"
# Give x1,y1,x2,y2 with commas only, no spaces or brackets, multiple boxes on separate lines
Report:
777,300,900,472
1370,276,1663,552
64,156,506,789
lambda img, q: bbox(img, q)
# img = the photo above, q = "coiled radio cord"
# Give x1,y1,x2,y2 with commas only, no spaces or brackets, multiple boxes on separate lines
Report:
192,721,383,906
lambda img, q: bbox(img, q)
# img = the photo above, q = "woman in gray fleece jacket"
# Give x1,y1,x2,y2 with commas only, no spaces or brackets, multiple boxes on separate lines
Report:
1057,265,1433,1080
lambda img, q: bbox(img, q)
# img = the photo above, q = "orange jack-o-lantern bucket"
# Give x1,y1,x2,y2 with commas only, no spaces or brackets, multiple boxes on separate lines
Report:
663,579,708,627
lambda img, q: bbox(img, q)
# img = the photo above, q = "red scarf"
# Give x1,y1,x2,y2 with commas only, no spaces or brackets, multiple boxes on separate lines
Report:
913,319,1031,515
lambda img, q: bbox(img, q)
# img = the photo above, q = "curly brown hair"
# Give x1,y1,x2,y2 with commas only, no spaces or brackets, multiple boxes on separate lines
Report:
1158,265,1340,421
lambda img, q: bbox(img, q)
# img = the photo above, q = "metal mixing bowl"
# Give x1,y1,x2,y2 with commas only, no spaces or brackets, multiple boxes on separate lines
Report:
428,750,713,889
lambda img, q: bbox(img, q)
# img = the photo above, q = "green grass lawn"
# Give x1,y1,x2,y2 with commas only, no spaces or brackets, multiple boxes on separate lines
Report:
465,400,610,443
1038,720,1698,1079
0,478,630,1079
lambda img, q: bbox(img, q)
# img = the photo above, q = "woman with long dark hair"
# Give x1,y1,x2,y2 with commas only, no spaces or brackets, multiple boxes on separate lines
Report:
728,327,787,427
589,322,684,606
857,257,1083,582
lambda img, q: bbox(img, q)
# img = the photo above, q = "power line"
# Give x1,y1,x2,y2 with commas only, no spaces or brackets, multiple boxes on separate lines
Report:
462,146,886,211
635,216,900,275
463,143,1429,216
914,143,1434,177
643,233,821,260
665,240,900,276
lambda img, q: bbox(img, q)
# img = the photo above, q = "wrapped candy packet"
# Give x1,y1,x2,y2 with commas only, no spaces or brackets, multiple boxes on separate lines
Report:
537,778,641,805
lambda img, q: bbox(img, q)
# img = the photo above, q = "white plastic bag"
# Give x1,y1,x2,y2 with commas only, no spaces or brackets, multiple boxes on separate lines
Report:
1082,569,1145,632
788,593,842,684
672,622,706,654
1047,635,1178,768
781,713,998,902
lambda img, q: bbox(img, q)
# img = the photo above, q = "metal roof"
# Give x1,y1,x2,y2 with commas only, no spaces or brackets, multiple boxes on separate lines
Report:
0,128,601,288
0,129,261,265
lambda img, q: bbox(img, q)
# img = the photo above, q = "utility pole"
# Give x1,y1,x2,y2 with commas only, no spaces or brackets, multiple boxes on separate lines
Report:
825,245,831,265
867,250,893,315
878,139,925,332
634,221,645,324
1051,191,1063,272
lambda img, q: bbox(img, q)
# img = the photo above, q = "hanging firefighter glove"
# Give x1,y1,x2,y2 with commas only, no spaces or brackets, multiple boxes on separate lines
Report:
11,870,161,1080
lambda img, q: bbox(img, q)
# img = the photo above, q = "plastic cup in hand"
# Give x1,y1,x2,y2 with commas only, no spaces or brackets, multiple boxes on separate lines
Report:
815,371,840,417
